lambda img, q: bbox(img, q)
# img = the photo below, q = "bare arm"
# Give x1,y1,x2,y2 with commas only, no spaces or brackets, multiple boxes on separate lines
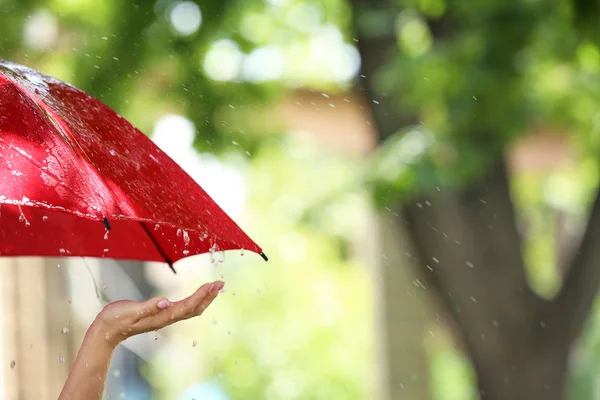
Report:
59,280,224,399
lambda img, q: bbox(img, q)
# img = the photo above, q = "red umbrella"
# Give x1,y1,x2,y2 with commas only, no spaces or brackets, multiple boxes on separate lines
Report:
0,60,267,272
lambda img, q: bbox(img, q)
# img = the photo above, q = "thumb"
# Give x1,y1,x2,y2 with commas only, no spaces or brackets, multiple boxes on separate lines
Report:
138,297,171,316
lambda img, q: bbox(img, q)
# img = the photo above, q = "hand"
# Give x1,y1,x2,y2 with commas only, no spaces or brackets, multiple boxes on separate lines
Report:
93,280,225,348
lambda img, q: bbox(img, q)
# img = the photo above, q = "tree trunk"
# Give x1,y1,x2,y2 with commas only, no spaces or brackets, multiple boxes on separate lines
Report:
350,1,600,398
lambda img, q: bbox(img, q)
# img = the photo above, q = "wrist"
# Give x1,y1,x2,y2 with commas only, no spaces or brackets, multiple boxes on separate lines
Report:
86,317,122,351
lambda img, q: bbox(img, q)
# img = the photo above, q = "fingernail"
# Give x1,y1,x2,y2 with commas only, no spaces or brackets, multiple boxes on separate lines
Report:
157,299,169,309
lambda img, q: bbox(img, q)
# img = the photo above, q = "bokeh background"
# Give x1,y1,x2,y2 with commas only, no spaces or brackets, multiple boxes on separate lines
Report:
1,0,600,399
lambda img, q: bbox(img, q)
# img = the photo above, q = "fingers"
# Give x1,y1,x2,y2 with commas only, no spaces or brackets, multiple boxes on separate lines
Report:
164,281,220,321
135,281,224,331
132,296,171,320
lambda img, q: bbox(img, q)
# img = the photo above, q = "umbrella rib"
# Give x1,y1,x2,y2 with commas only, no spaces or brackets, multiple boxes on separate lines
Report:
139,222,177,274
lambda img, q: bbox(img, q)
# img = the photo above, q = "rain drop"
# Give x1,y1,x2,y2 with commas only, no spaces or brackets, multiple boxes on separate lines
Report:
42,215,48,221
183,230,190,246
183,249,190,255
176,229,182,237
240,249,245,256
59,354,65,364
17,205,30,226
104,230,109,240
61,327,69,335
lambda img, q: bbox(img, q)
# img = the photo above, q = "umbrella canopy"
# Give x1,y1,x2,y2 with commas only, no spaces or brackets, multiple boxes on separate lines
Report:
0,60,266,271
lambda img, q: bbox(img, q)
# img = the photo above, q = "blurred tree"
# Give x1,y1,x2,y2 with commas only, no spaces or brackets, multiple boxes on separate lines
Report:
352,0,600,398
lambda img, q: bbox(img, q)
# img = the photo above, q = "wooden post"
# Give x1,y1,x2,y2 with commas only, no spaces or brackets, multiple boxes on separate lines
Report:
361,212,433,400
0,259,19,400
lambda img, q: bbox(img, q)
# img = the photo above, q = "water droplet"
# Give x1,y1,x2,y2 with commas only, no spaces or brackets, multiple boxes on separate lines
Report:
61,327,69,335
183,249,190,255
10,361,16,369
176,229,182,237
103,248,109,253
104,230,109,240
17,205,30,226
113,369,121,378
183,230,190,246
42,216,48,221
240,249,245,256
59,354,64,363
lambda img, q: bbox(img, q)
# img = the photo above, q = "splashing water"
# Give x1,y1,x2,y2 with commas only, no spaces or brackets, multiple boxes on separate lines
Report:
183,230,190,246
209,243,218,264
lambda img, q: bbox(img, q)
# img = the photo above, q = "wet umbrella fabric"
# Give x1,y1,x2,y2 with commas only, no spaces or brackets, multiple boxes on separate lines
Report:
0,61,266,271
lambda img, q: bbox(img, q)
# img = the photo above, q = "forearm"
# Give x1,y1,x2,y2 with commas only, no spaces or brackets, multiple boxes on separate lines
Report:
58,319,117,400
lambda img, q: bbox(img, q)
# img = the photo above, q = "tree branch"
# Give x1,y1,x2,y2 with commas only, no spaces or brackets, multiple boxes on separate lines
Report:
549,186,600,346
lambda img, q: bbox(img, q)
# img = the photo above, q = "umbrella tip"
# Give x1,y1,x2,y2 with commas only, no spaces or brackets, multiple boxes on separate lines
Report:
168,262,177,274
102,218,111,231
260,252,268,262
